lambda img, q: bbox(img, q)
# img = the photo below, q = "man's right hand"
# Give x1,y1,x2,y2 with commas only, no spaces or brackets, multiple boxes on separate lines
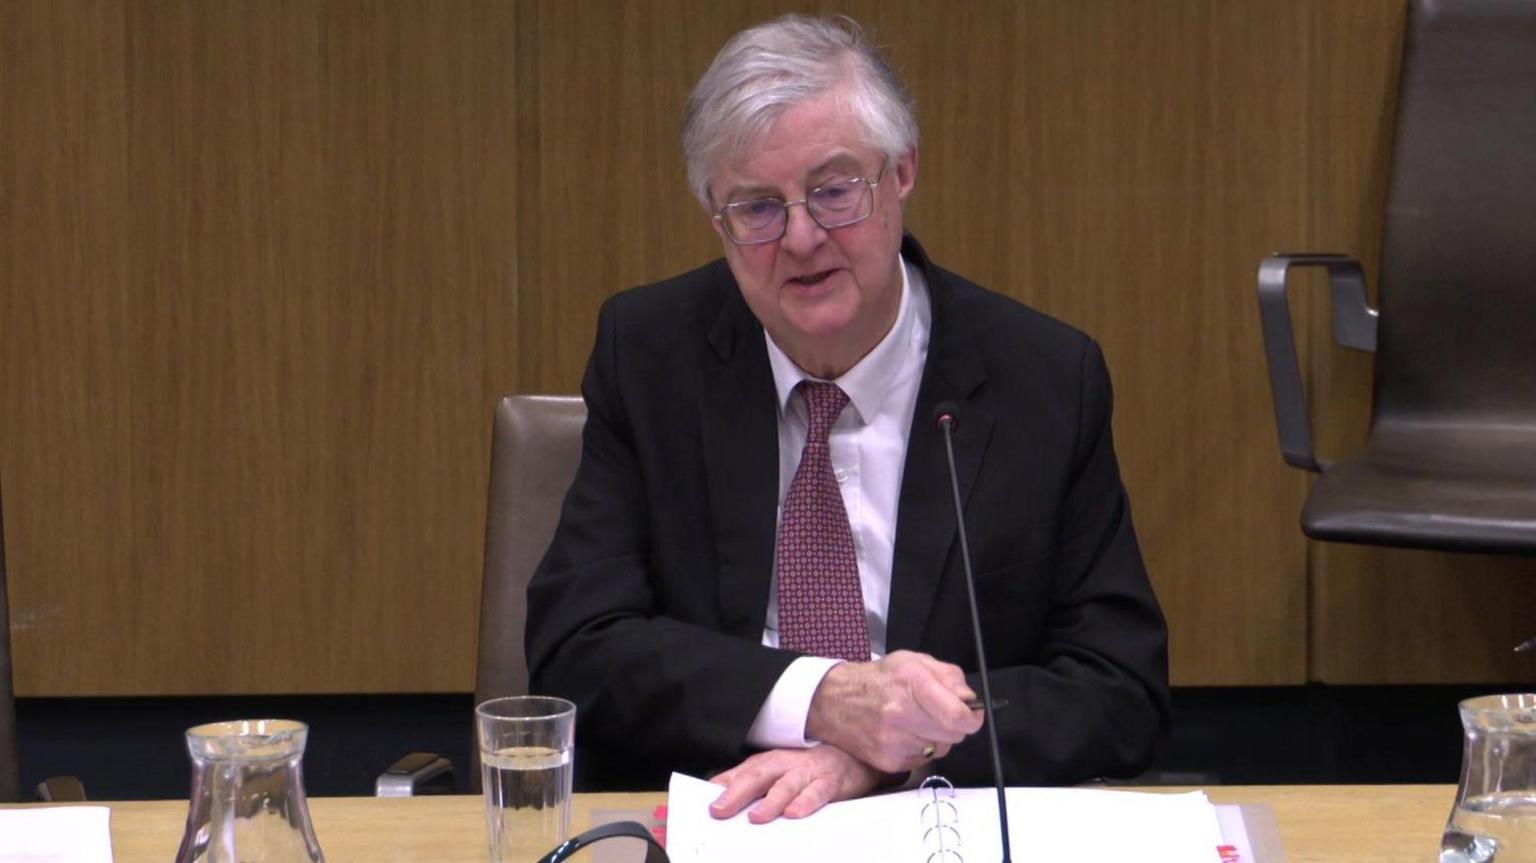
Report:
804,650,984,773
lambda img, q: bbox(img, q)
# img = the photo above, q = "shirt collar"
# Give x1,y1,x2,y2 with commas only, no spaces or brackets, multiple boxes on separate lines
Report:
765,256,921,425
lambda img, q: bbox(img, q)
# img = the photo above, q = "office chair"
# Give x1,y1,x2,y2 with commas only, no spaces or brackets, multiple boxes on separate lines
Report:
1,478,87,802
377,395,587,795
1257,0,1536,553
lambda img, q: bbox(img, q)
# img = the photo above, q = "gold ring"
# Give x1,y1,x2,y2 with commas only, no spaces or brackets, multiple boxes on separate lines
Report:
921,743,936,759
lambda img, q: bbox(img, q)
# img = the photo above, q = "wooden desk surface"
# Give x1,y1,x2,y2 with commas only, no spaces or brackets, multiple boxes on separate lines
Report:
15,785,1454,862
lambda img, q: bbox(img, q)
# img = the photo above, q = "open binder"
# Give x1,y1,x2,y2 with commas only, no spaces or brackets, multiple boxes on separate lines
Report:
665,772,1230,862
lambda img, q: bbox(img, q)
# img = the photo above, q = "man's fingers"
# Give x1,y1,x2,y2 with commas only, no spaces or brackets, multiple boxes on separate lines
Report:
807,652,987,772
708,787,753,819
781,776,838,819
745,773,804,824
709,765,772,820
916,660,983,731
909,675,983,740
910,652,973,690
710,747,884,823
886,652,981,737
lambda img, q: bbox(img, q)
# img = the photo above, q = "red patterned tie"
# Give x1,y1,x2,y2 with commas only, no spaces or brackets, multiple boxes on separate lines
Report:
776,381,870,661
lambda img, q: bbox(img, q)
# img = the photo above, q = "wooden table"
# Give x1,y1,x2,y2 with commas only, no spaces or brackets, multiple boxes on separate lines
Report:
13,785,1455,862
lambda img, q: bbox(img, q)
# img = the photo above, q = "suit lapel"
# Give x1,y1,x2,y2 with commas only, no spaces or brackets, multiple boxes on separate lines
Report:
694,239,994,651
886,236,993,653
700,278,780,640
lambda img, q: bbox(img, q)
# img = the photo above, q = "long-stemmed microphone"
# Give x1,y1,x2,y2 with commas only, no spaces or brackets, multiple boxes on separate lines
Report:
933,401,1011,863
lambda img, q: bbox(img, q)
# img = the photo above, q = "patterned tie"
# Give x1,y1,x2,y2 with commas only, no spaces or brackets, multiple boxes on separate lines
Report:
776,381,870,661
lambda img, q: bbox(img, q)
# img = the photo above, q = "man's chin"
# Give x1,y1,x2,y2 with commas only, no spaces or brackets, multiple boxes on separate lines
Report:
782,306,861,344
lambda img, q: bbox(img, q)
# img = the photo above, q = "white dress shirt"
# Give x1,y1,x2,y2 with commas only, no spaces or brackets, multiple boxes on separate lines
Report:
745,256,932,749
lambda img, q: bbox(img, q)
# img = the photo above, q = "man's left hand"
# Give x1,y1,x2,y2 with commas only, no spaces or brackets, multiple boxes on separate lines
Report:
708,745,885,823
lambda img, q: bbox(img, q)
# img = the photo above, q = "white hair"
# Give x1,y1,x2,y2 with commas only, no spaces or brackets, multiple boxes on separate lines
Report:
681,14,918,206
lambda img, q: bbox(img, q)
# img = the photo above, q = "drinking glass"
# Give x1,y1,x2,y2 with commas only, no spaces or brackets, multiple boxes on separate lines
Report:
1442,694,1536,863
476,696,576,863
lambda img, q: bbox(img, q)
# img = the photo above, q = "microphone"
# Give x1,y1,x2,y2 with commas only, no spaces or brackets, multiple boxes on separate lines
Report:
932,401,1011,863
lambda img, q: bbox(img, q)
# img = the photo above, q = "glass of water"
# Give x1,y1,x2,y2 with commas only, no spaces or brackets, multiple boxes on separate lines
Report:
476,696,576,863
1442,693,1536,863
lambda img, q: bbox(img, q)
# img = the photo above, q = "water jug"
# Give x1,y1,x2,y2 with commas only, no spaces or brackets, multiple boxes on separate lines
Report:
174,719,325,863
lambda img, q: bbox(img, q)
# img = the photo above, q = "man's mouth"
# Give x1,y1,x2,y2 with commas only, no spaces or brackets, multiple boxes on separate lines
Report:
789,270,835,286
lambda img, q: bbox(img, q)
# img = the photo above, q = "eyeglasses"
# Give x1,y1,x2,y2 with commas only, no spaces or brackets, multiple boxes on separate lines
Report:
713,165,886,245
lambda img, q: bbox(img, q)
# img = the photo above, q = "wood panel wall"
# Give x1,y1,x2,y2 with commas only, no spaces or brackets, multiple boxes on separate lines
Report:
7,0,1514,697
0,0,519,694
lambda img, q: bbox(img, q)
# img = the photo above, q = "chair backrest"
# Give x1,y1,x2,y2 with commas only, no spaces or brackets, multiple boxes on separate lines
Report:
1373,0,1536,425
473,395,587,705
1,477,22,802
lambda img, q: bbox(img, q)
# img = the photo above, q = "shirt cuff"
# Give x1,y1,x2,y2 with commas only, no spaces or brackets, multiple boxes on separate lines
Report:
744,656,842,749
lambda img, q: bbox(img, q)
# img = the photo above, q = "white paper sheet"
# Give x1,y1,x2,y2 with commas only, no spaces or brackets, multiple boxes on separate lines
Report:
0,807,113,863
666,772,1224,863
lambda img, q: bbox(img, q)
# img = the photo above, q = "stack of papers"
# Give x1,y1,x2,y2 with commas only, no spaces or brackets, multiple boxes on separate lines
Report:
0,807,113,863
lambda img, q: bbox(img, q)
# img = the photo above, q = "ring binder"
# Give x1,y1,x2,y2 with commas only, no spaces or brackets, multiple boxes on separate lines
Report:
919,776,964,862
667,771,1231,862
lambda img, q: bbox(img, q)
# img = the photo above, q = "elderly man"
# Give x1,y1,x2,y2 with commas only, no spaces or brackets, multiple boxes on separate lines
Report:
526,14,1168,822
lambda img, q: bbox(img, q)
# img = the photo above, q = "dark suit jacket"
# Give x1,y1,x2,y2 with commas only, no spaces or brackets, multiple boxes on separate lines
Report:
526,234,1169,790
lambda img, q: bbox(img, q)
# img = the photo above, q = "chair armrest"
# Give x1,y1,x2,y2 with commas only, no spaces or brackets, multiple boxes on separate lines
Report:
36,775,87,802
375,752,456,797
1256,253,1379,472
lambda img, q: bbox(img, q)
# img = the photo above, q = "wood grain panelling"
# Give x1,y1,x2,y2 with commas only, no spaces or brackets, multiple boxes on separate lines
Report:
1,1,136,692
1311,546,1536,683
7,0,1475,695
1,1,517,694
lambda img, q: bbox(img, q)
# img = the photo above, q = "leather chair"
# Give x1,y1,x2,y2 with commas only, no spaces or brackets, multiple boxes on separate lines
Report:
377,395,587,795
1,478,87,802
1257,0,1536,553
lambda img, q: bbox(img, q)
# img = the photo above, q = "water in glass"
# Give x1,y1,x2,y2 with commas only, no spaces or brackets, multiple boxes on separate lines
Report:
482,745,573,861
1443,694,1536,863
476,696,575,863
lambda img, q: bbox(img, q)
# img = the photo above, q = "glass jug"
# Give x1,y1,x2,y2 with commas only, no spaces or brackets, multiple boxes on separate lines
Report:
175,719,326,863
1442,694,1536,863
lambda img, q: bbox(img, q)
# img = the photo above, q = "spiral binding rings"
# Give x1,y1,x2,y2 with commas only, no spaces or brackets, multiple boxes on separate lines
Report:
919,775,963,862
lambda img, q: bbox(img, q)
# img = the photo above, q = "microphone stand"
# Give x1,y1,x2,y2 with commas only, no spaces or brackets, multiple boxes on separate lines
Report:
936,404,1012,863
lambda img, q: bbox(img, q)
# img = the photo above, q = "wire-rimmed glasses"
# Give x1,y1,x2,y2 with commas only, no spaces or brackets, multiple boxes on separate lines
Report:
713,165,886,245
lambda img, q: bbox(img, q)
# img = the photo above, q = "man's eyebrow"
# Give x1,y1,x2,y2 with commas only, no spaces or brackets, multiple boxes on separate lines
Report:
717,152,868,202
718,182,781,203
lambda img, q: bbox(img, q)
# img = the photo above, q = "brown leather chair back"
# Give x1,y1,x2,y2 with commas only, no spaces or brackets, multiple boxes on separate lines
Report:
1373,0,1536,423
465,396,585,792
1,478,21,802
473,395,587,704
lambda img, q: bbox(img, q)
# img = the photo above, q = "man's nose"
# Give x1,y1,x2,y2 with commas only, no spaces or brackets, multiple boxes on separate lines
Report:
778,202,827,257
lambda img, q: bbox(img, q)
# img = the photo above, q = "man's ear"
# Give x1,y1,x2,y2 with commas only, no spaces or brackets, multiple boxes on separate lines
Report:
894,147,918,204
701,193,726,239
